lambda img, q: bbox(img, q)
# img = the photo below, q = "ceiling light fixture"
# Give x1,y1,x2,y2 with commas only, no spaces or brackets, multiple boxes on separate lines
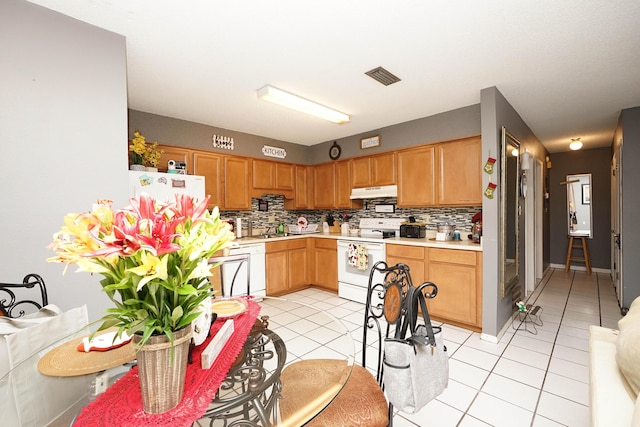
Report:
257,85,350,124
569,138,583,150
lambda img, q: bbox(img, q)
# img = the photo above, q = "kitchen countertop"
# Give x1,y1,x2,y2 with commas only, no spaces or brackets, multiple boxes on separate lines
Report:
234,232,482,251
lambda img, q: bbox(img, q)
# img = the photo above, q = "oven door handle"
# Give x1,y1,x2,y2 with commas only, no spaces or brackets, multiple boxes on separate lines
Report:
337,241,385,250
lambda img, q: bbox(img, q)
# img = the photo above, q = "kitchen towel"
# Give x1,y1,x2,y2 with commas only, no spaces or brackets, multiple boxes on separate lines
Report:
356,245,369,270
348,244,368,270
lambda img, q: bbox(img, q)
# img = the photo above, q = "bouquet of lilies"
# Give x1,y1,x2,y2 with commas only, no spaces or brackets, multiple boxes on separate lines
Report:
48,194,235,347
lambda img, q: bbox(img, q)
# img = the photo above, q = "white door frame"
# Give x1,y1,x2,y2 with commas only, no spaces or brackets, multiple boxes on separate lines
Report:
612,140,623,305
525,158,544,296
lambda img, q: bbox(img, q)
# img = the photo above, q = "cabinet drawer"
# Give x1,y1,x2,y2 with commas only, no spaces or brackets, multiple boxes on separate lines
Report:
387,244,424,260
429,248,477,266
266,239,307,253
313,238,336,250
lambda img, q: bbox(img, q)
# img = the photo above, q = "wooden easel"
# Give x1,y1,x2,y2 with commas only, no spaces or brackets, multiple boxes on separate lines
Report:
565,236,592,274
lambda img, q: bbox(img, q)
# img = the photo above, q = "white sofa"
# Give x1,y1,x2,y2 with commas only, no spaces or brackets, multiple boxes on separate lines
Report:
0,305,89,427
589,297,640,427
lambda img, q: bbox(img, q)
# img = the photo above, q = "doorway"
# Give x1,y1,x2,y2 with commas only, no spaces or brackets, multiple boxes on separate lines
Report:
612,140,623,307
525,158,544,297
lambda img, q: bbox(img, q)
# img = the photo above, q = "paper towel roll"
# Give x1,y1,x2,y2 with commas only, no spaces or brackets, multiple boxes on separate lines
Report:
236,217,242,238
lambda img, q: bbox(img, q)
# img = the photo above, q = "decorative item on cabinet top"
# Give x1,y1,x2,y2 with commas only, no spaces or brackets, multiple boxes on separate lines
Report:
212,134,234,150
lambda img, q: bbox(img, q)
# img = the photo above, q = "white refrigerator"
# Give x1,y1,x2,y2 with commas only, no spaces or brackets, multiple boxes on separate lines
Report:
129,171,206,202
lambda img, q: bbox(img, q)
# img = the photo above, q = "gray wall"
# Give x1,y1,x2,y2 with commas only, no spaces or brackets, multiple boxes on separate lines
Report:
0,0,128,322
308,104,481,164
548,148,611,268
128,110,310,164
618,106,640,307
129,104,481,165
480,87,549,339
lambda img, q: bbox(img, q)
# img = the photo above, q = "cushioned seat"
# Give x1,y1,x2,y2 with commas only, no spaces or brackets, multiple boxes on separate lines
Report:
280,360,388,427
279,262,428,426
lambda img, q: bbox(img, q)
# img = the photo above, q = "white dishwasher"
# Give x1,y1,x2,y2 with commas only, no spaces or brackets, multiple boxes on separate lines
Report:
221,242,266,297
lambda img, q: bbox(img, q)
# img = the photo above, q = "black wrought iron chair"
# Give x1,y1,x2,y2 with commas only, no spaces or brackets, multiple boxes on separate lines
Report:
0,273,49,318
279,261,424,427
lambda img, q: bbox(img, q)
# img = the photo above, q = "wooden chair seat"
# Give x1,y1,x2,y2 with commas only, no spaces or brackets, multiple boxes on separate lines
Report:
279,359,388,427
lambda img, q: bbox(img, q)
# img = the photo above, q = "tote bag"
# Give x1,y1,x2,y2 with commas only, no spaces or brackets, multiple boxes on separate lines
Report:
383,285,448,413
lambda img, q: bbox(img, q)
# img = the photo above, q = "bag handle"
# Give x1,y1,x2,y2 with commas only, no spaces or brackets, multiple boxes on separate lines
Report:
406,283,438,347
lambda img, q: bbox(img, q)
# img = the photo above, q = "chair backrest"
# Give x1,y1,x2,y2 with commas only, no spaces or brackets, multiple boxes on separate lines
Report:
362,261,416,385
0,274,49,318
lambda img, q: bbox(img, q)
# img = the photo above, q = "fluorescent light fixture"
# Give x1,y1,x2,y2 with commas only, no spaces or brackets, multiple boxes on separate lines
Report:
257,85,350,124
569,138,583,150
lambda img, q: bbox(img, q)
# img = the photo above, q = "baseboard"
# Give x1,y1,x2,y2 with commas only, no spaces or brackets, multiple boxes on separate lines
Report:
549,263,610,274
481,319,511,343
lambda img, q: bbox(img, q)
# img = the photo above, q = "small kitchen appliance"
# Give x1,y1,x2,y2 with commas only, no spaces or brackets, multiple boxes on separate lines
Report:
400,223,426,238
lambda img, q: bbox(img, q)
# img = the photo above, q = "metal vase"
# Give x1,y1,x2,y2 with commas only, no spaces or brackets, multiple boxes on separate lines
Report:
133,327,192,414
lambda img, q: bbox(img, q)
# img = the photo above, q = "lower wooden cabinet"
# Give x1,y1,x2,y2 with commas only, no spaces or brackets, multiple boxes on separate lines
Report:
426,249,482,329
386,244,425,286
386,244,482,330
265,239,309,296
310,239,337,291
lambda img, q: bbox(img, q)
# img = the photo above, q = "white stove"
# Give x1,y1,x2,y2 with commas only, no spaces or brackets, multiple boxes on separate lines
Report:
337,217,406,303
358,217,405,239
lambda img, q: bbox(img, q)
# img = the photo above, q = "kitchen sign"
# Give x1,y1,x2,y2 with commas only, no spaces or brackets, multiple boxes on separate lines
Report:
262,145,287,159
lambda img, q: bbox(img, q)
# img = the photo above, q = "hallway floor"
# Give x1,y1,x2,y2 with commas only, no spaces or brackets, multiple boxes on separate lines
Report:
281,268,622,427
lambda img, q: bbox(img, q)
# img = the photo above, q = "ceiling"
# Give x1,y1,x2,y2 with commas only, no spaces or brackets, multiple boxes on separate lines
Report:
28,0,640,153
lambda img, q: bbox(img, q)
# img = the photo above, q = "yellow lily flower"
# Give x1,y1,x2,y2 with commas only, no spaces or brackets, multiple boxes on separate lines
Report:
126,252,168,291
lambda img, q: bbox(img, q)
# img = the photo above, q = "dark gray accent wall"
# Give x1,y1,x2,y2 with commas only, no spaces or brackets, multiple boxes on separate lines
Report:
308,104,481,164
548,148,611,269
619,106,640,308
128,110,310,164
480,87,549,338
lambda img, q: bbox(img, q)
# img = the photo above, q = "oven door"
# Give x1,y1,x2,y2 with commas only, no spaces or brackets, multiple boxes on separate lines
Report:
337,240,385,302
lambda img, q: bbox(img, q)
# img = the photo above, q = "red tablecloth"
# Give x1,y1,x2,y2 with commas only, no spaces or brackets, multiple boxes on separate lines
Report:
74,298,261,427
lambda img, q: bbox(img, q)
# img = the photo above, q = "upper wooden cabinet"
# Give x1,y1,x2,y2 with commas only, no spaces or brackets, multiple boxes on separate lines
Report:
436,136,482,206
397,145,436,207
251,160,294,197
252,159,275,189
224,156,252,210
276,163,295,192
193,151,224,210
335,160,362,209
313,163,336,209
284,165,313,210
156,145,193,174
351,152,396,188
397,136,481,207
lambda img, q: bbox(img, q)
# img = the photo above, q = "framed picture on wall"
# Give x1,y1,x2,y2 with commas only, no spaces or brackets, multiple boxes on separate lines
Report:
582,184,590,204
360,135,380,149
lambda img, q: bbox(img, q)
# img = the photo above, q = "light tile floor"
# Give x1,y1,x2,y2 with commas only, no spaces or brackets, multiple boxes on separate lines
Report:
280,268,622,427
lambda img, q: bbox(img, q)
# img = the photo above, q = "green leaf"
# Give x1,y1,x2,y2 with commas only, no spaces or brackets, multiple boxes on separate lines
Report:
171,305,184,323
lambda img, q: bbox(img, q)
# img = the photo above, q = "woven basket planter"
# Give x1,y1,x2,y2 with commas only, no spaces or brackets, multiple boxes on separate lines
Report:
133,327,192,414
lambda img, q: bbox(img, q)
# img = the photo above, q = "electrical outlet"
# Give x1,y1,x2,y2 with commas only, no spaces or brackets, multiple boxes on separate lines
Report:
422,214,429,223
268,215,275,223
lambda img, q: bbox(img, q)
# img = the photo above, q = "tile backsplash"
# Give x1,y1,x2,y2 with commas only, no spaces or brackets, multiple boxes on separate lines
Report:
222,194,481,236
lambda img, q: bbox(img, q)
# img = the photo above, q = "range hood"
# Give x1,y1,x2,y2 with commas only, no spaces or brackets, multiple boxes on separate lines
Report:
350,185,398,199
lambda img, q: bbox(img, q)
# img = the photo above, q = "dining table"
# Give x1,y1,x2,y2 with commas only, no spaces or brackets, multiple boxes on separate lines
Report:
1,296,356,427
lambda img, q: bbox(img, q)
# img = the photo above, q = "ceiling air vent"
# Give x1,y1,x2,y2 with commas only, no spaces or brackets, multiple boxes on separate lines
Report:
365,66,401,86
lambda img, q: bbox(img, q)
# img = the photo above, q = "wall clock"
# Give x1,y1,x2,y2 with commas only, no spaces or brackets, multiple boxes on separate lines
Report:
329,141,342,160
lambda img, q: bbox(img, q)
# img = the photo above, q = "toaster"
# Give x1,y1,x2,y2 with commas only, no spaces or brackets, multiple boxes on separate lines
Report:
400,224,426,238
